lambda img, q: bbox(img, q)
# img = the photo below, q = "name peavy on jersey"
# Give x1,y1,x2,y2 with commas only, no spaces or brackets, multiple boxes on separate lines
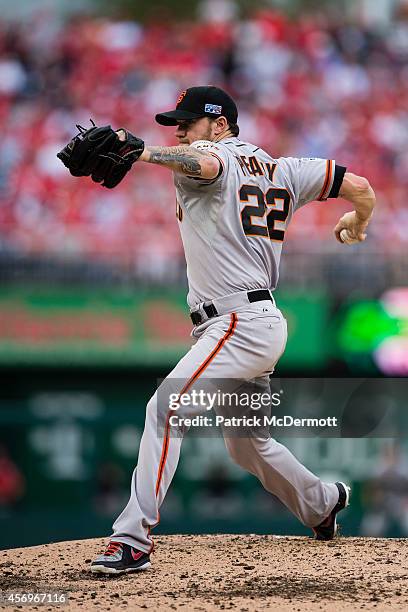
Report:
173,137,337,308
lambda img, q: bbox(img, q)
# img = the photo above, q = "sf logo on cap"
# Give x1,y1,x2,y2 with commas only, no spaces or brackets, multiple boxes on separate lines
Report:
176,90,187,107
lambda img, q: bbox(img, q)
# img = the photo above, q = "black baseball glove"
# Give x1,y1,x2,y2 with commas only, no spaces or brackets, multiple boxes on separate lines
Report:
57,120,145,188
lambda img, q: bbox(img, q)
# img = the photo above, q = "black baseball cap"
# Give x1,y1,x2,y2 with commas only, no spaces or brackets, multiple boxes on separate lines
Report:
155,86,238,126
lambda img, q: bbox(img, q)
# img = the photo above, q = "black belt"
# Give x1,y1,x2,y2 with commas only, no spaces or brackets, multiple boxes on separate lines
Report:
190,289,273,325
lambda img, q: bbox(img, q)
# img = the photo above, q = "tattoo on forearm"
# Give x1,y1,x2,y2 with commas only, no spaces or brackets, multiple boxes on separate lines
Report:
147,146,207,176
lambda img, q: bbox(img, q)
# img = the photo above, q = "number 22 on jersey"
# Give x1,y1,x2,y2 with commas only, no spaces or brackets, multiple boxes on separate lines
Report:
239,184,290,242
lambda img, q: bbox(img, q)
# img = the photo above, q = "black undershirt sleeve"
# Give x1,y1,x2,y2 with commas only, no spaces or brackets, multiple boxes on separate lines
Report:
328,164,347,198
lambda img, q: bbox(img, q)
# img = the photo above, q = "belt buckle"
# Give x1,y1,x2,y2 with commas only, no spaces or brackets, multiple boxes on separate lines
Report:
203,302,218,318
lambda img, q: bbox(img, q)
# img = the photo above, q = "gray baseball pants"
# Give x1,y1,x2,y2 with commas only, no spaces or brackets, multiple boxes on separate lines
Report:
111,296,338,552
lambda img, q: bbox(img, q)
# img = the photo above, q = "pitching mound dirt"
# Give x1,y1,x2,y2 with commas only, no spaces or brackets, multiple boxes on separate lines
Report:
1,535,407,611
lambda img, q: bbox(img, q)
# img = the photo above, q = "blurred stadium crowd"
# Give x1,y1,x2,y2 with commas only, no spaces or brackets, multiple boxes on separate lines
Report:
0,1,407,281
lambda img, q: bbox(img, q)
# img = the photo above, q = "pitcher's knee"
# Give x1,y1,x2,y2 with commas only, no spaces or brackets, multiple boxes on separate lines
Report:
227,435,279,469
225,438,254,470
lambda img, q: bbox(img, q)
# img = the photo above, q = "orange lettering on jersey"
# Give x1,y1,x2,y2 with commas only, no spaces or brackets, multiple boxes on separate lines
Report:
240,156,252,175
237,156,277,180
248,156,263,176
264,162,277,181
236,155,249,175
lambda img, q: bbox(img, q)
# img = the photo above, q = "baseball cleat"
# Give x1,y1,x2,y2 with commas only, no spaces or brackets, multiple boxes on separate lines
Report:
90,541,151,575
312,481,351,541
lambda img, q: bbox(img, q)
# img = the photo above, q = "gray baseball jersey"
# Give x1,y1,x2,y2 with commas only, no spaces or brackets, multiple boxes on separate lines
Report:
174,137,338,307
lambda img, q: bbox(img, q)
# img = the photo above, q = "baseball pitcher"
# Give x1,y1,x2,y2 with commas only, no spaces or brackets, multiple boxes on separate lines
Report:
58,86,376,574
